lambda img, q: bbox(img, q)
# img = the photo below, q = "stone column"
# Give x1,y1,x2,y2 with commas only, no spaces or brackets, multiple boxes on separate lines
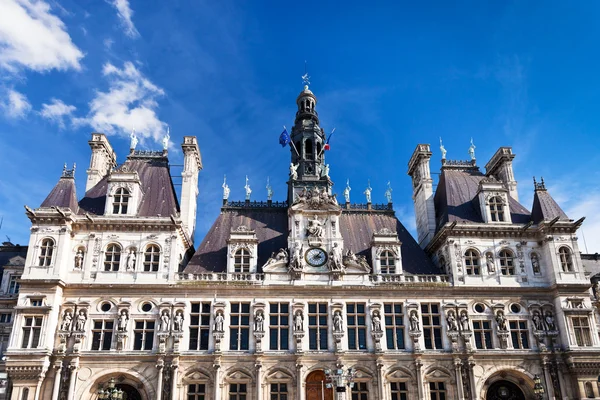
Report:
542,359,555,399
296,362,304,400
468,359,477,400
414,358,424,400
454,358,465,400
66,361,78,400
51,361,63,400
376,360,385,400
255,362,262,400
171,362,179,400
156,359,164,400
213,361,221,400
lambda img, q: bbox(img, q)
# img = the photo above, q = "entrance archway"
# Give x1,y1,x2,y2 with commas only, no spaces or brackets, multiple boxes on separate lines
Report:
306,370,333,400
486,380,525,400
116,384,142,400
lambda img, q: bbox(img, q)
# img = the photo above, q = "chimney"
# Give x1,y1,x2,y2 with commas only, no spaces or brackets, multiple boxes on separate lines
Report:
180,136,203,243
407,144,436,248
86,133,117,192
485,147,518,201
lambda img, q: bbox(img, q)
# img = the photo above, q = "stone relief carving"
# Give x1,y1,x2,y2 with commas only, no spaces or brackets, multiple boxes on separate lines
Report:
293,187,338,208
264,248,288,268
306,216,324,238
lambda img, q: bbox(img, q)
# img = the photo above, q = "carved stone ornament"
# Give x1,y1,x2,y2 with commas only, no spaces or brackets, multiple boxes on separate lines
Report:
292,187,339,209
234,225,250,232
229,243,252,257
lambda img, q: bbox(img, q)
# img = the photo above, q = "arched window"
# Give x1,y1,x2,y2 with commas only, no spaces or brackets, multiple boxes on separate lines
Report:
143,245,160,272
489,196,505,222
558,247,573,272
380,251,396,274
113,188,130,214
464,249,480,275
305,139,313,159
38,238,55,266
21,388,29,400
234,248,250,273
498,250,515,275
584,382,594,398
104,244,122,271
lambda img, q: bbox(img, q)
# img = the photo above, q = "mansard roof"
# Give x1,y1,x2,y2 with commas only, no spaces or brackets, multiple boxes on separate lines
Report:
78,152,180,217
40,175,78,211
434,166,531,230
0,244,27,268
531,187,569,223
184,204,440,275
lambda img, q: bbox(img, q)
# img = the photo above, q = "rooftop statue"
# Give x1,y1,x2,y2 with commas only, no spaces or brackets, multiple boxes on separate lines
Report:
385,181,393,203
468,138,476,160
130,129,138,150
439,137,447,159
162,128,170,151
364,181,372,203
344,179,351,203
266,177,273,200
222,175,230,200
244,176,252,200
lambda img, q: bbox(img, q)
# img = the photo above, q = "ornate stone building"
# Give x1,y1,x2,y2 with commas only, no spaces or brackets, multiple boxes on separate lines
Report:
4,84,600,400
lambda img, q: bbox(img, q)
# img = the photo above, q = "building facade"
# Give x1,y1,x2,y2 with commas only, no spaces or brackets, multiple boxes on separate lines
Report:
4,84,600,400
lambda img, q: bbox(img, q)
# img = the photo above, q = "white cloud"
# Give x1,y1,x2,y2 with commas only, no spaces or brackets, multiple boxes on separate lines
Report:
74,61,167,144
1,88,31,118
108,0,139,38
0,0,83,73
40,98,76,127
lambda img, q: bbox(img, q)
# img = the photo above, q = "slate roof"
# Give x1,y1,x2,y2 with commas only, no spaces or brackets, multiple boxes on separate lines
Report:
40,176,78,211
433,167,531,231
78,155,180,217
184,207,440,275
0,244,27,268
531,189,569,223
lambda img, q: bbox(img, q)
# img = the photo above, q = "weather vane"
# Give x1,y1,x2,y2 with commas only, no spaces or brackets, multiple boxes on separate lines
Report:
302,60,310,86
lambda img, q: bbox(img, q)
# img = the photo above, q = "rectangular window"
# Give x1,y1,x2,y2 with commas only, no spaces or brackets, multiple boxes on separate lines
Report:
572,317,592,346
188,383,206,400
31,299,43,306
308,303,328,350
270,383,288,400
21,317,42,348
8,275,20,294
509,320,530,349
473,320,493,349
229,303,250,351
269,303,289,350
429,382,446,400
133,320,155,350
351,382,368,400
390,382,408,400
189,302,211,350
229,383,247,400
0,313,12,323
384,303,405,350
91,320,114,350
421,303,443,349
347,303,367,350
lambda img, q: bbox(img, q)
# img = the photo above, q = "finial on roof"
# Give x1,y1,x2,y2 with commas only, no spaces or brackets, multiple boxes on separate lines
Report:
440,137,447,160
162,127,170,151
302,60,311,88
468,138,476,160
61,163,76,178
533,176,546,191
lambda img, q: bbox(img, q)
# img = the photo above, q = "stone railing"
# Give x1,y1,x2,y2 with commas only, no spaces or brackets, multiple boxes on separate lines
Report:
369,274,450,284
177,272,265,283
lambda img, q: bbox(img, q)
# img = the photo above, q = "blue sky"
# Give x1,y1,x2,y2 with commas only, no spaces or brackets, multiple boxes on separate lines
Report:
1,1,599,253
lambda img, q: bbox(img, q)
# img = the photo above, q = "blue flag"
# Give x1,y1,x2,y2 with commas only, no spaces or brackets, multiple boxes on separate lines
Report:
279,128,291,147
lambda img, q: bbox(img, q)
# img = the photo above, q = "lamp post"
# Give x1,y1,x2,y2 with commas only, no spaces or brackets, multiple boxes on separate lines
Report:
97,378,123,400
533,374,545,400
324,367,357,400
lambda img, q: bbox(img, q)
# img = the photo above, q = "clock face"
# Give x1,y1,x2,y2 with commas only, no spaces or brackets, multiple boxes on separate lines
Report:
305,247,328,267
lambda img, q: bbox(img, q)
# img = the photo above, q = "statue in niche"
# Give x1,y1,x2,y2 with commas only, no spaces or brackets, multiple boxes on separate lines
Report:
74,249,84,269
532,311,544,331
160,310,170,332
329,243,343,271
254,311,264,332
173,311,184,332
61,311,73,331
468,138,476,160
307,216,324,238
495,311,507,331
544,312,556,331
76,310,87,332
126,249,136,271
409,311,420,332
486,254,495,273
439,137,447,159
531,254,540,274
371,311,382,332
294,311,303,331
364,182,372,203
333,311,343,332
214,312,225,332
289,163,298,180
118,310,129,331
344,180,351,203
592,282,600,300
222,176,230,200
460,311,469,331
446,311,458,331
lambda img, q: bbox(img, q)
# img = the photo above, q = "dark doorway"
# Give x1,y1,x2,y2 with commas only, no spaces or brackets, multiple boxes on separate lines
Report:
116,384,142,400
486,380,526,400
306,370,333,400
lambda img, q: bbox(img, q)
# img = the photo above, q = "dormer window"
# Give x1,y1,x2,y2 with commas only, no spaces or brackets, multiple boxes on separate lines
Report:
38,238,55,266
498,250,515,275
489,197,505,222
464,249,480,275
558,247,573,272
104,244,122,271
143,245,160,272
234,248,251,273
113,188,130,214
379,251,396,274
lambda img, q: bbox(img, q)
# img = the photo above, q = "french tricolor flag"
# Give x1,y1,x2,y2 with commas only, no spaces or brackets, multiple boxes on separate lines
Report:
324,128,335,151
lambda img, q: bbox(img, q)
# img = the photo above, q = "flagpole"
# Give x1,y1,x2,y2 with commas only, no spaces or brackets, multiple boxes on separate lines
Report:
318,128,335,158
285,125,301,157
